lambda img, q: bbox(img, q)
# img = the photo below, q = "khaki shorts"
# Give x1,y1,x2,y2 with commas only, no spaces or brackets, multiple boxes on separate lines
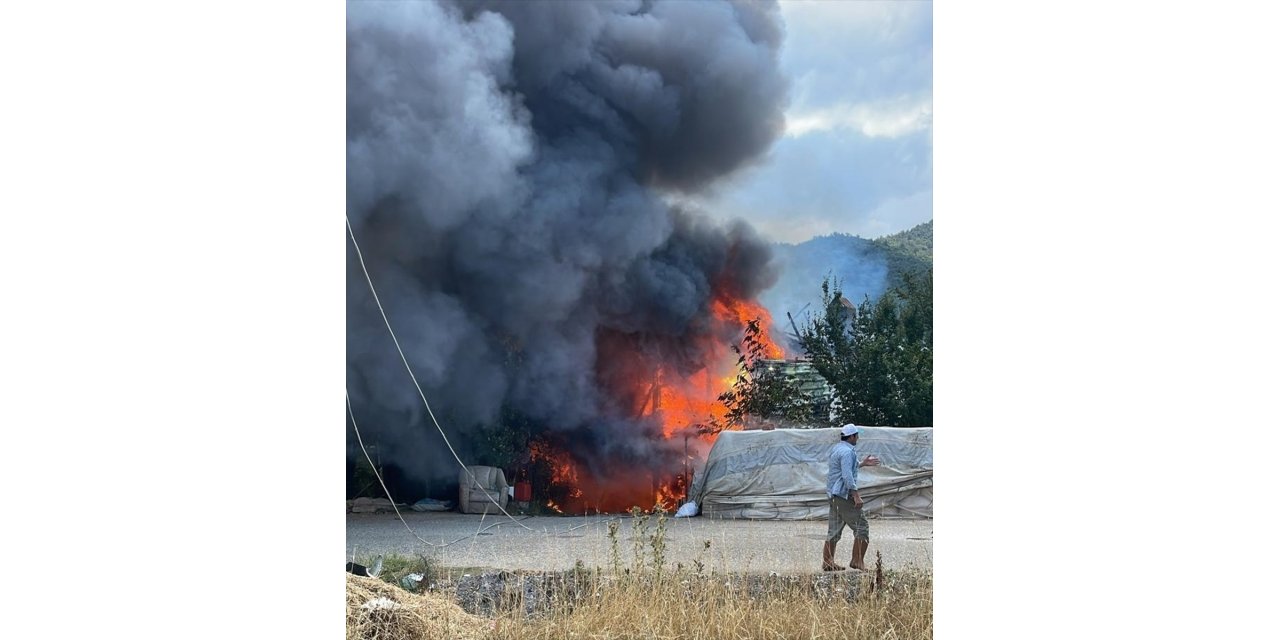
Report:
826,495,869,542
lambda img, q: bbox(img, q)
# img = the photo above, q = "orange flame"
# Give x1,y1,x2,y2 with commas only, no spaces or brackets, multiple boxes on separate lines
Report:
528,286,788,514
530,440,583,499
711,295,784,360
649,293,787,437
655,477,685,512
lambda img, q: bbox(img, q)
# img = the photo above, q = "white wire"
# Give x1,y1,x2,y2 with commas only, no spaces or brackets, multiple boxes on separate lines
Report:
346,392,441,548
346,216,533,531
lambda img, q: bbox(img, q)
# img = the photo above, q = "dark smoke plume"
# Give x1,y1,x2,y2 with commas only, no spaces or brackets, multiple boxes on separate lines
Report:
346,0,789,489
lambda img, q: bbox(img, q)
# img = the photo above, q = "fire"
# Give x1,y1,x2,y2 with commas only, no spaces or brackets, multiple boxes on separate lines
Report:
654,369,724,437
526,283,788,515
650,291,787,437
530,440,582,499
654,476,686,512
711,295,784,360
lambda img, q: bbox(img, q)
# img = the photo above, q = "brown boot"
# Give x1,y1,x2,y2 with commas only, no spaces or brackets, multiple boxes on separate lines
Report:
822,541,846,571
850,539,868,570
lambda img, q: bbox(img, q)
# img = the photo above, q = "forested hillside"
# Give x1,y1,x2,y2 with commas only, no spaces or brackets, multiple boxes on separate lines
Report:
872,220,931,285
740,221,933,427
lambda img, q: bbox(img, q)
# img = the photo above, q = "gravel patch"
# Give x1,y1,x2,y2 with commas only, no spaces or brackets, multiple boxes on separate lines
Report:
347,512,933,575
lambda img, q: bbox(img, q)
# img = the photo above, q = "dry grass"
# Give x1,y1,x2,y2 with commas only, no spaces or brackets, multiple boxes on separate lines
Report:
487,566,932,640
348,508,931,640
346,574,492,640
349,566,931,640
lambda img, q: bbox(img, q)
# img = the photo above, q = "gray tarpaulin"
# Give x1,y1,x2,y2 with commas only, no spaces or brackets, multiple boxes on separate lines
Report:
685,426,932,520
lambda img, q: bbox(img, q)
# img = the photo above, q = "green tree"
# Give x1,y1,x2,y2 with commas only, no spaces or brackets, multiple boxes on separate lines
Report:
799,272,932,427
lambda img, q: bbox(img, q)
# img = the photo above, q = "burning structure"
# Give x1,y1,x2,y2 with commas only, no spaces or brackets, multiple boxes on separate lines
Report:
346,0,792,512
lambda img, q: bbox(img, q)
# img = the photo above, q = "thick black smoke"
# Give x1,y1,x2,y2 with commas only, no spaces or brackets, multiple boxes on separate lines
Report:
346,0,789,489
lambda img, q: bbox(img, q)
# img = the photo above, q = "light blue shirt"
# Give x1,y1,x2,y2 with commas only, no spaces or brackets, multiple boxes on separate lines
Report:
827,440,858,498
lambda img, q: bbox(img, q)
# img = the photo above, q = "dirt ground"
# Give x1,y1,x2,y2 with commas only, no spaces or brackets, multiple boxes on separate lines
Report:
347,511,932,574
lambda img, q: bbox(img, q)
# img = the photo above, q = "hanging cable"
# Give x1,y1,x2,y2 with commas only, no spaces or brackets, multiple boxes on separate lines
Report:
346,216,533,530
346,392,440,548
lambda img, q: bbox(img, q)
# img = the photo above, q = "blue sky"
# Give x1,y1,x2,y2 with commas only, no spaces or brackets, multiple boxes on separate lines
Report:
688,0,933,243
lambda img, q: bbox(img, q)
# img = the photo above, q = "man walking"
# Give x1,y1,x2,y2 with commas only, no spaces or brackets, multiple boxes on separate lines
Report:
822,423,880,571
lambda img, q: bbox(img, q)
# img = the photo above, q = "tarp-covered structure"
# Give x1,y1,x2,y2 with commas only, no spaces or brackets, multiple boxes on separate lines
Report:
685,426,932,520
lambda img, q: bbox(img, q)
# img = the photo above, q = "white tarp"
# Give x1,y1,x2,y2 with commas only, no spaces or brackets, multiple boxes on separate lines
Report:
687,426,932,520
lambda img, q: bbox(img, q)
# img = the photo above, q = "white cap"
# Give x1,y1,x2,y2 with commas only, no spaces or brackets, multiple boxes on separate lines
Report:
840,424,859,437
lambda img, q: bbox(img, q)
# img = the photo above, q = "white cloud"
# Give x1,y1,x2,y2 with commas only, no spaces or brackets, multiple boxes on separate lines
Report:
694,1,932,241
786,97,932,138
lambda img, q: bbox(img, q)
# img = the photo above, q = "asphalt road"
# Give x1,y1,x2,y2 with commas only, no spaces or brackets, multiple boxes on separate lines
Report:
347,511,932,574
